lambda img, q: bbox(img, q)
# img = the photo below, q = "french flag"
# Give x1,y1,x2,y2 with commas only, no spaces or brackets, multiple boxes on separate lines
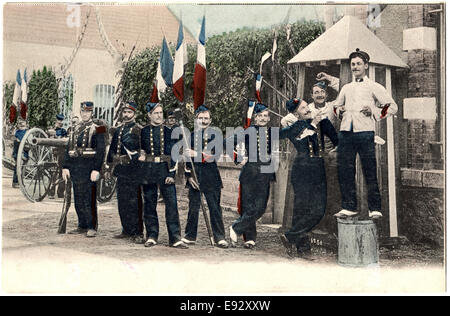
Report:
156,36,174,98
244,100,256,129
20,68,28,120
9,70,21,123
193,15,206,109
150,82,159,103
173,20,186,102
255,74,263,103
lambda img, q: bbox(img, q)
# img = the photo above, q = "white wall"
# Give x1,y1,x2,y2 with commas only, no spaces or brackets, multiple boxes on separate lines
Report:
3,40,119,114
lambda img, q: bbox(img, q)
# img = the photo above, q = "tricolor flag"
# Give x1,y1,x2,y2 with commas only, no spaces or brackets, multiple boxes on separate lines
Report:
173,20,186,102
9,70,21,124
150,82,159,103
272,31,278,62
193,15,206,109
255,52,271,103
244,100,256,129
156,36,174,98
255,74,263,103
20,69,28,120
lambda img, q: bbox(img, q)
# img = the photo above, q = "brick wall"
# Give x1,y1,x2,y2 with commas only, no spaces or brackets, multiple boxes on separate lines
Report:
405,4,442,171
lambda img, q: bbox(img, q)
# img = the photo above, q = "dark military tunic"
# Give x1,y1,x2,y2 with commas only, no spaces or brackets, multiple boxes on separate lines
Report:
48,126,68,197
62,120,106,230
231,125,293,242
282,118,338,253
12,129,28,185
184,127,226,243
140,124,181,245
107,121,143,237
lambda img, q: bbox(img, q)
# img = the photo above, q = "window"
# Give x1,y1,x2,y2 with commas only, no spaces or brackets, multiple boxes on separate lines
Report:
93,84,115,126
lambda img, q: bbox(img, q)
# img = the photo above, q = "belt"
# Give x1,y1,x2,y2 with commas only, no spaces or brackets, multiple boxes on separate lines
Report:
113,155,131,165
144,154,171,163
68,148,96,158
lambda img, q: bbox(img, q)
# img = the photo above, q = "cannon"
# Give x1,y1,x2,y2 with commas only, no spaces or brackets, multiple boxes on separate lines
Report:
15,127,116,203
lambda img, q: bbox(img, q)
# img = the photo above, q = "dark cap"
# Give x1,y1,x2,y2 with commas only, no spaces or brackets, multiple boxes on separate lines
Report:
349,48,370,63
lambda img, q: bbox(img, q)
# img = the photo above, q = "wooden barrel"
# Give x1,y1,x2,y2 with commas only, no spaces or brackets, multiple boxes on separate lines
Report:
337,218,379,267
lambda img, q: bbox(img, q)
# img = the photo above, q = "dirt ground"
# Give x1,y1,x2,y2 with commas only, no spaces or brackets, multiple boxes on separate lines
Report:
1,168,446,294
2,169,444,266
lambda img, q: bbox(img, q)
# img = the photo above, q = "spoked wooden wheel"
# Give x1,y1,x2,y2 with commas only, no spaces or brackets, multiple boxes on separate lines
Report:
17,128,58,202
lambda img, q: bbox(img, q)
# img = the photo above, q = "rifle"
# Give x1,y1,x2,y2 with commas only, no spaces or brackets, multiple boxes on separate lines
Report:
173,109,215,247
57,178,72,234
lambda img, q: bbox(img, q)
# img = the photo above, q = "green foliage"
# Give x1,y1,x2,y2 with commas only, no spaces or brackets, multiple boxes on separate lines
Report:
3,81,14,123
121,20,323,131
27,66,59,130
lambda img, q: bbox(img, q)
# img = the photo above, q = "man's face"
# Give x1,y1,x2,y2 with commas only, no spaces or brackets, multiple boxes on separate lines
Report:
295,100,312,120
18,121,27,130
122,108,135,122
195,111,211,129
148,105,164,126
311,86,328,106
351,56,368,78
55,120,63,128
167,116,176,127
80,109,93,122
254,110,270,126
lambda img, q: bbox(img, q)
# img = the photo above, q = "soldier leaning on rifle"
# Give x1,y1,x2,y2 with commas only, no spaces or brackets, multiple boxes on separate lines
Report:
138,102,187,249
229,103,297,249
62,101,106,238
182,105,229,248
279,98,338,259
333,49,398,220
105,101,144,244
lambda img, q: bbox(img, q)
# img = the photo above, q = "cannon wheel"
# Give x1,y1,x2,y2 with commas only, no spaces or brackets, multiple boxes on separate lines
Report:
96,174,117,203
17,128,56,202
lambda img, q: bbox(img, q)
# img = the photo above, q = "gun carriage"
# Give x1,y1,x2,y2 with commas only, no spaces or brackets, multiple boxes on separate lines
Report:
12,127,116,203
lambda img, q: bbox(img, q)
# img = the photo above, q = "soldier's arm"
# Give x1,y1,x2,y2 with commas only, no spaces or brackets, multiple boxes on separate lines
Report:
106,129,118,164
371,82,398,120
321,118,339,147
279,119,309,139
93,125,107,172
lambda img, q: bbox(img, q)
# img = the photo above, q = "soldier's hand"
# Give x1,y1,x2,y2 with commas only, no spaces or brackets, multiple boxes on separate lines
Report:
311,112,322,126
360,106,372,117
165,177,175,185
62,169,70,181
188,177,200,191
316,72,330,82
138,154,146,162
184,148,198,158
90,170,100,182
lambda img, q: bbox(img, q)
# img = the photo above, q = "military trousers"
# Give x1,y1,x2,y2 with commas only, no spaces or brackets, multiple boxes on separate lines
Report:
284,156,327,252
232,179,271,242
337,131,381,212
72,180,98,230
142,182,181,245
116,177,143,236
184,186,225,242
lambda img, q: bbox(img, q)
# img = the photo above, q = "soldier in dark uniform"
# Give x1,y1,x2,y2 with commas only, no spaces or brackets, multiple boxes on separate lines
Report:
229,103,298,249
12,119,28,188
106,101,144,244
278,98,338,259
166,110,178,129
139,102,187,249
62,101,106,238
48,114,68,199
182,105,229,248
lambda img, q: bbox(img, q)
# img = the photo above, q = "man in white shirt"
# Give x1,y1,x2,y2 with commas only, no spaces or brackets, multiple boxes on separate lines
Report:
333,49,398,219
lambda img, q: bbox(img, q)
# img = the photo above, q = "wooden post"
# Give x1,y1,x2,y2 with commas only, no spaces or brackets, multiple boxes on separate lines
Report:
385,67,398,237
